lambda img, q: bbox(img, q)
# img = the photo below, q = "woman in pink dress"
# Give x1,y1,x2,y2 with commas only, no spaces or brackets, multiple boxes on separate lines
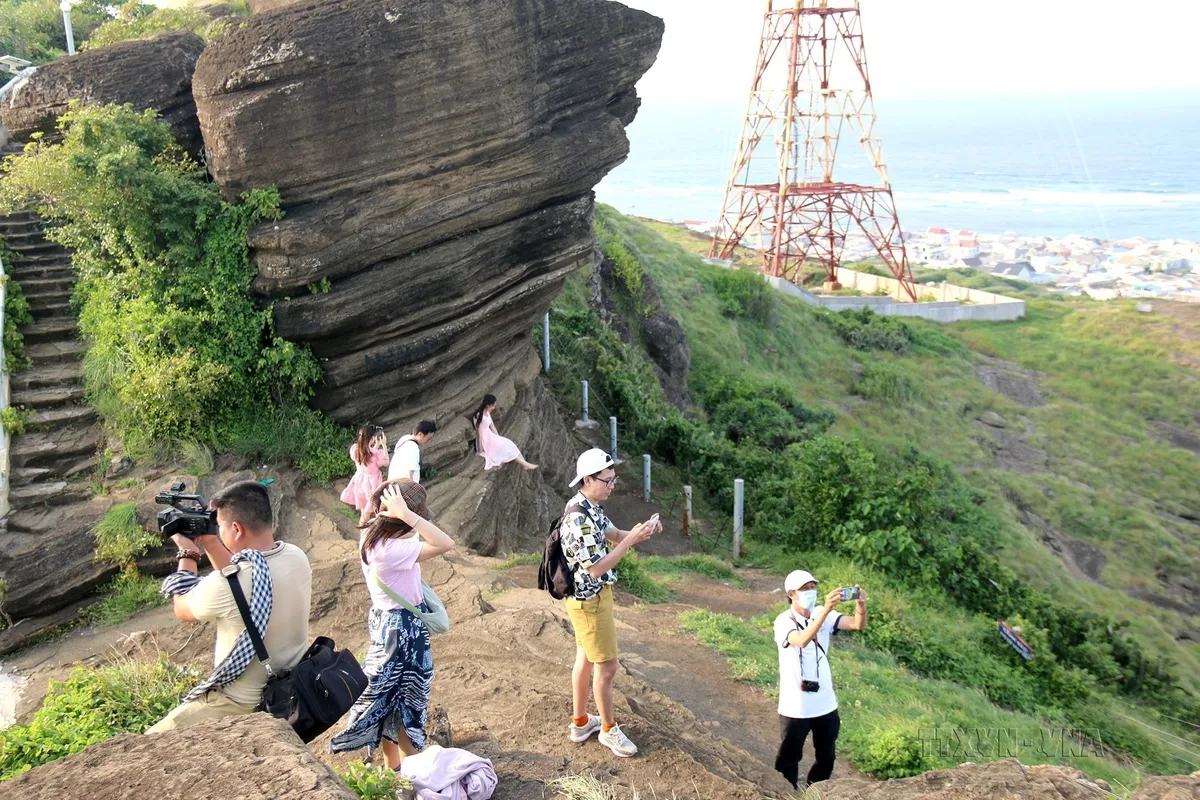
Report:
473,394,538,471
341,426,390,511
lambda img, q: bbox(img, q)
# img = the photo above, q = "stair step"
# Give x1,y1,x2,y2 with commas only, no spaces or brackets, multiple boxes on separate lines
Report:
11,361,82,390
23,290,72,308
8,252,72,268
7,240,64,257
11,385,85,409
8,263,73,280
17,276,74,296
30,404,96,429
20,317,77,344
0,229,46,246
29,299,73,318
8,481,92,511
25,340,86,364
11,425,101,468
9,465,54,487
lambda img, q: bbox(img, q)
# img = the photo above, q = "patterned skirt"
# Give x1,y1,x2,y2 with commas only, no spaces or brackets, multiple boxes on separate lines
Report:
329,605,432,756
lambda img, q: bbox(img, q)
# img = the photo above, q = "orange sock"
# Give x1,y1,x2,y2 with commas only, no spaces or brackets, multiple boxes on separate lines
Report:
573,715,588,728
602,722,616,733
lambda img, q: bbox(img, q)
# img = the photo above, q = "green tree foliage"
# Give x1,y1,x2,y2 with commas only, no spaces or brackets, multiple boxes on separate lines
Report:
0,103,349,481
81,1,222,51
0,236,33,373
0,0,108,62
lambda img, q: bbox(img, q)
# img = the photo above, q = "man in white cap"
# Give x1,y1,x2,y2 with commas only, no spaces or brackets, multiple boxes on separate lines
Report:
560,448,661,758
773,569,868,789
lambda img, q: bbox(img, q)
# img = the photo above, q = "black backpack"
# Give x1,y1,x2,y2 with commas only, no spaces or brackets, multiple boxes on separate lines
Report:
538,503,585,600
226,569,368,743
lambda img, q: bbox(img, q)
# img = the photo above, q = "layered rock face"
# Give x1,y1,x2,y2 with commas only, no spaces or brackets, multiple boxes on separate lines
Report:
192,0,663,426
0,32,205,157
5,715,358,800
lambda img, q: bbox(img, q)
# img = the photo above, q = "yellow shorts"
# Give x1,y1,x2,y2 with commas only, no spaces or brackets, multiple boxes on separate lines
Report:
565,585,618,663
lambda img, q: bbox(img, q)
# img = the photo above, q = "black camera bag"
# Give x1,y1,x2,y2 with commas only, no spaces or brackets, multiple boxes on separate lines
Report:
226,569,368,742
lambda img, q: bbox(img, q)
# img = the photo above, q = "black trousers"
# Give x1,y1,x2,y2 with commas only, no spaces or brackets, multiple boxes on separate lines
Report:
775,709,841,789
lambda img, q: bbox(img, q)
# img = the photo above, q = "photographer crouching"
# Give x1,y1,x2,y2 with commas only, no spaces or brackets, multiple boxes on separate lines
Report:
773,569,868,790
146,480,312,733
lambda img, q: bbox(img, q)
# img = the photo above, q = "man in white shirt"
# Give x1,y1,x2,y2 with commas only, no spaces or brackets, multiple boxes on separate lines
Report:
773,569,868,789
388,419,437,483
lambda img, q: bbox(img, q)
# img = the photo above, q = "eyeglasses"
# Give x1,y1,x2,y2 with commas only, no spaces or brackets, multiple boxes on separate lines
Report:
590,474,618,488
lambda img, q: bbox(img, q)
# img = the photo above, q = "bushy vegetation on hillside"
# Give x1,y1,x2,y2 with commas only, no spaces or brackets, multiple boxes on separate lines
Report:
543,205,1200,778
0,104,350,482
82,0,243,51
0,657,201,780
0,0,108,62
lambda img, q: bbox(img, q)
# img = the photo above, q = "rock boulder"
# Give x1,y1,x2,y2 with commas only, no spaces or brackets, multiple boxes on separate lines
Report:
4,714,358,800
191,0,662,542
0,32,206,157
809,759,1120,800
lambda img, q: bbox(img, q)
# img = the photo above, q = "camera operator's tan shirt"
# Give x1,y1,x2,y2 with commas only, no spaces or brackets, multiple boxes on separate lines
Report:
186,542,312,708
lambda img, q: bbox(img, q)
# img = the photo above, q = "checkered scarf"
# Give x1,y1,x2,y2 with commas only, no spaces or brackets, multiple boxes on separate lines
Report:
162,549,274,703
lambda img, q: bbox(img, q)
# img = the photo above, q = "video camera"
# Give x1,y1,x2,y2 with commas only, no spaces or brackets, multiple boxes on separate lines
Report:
155,481,218,539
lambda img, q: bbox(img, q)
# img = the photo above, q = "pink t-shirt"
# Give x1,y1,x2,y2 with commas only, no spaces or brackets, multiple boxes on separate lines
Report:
362,533,423,610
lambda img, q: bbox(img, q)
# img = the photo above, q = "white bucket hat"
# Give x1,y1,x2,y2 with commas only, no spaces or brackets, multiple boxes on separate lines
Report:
569,448,619,487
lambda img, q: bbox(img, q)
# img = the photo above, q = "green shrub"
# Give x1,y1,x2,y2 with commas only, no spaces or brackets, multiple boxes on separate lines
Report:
93,501,158,573
710,267,773,322
855,361,919,404
1,253,33,373
824,307,914,352
852,728,933,779
337,762,411,800
0,103,348,481
615,550,673,603
1,404,33,435
0,657,202,780
596,220,649,315
643,553,741,584
88,571,165,626
81,1,219,51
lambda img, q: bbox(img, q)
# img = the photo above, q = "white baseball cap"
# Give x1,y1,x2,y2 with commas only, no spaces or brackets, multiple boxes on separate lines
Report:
569,448,619,487
784,570,818,592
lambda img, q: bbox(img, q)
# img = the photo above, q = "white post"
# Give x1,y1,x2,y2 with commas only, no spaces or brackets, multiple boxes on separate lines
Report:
643,454,651,501
610,416,617,456
682,485,692,538
581,380,589,423
733,478,744,559
542,312,550,373
60,1,75,55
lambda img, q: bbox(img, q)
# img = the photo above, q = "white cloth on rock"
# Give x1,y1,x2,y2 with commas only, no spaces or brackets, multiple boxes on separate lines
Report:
400,744,498,800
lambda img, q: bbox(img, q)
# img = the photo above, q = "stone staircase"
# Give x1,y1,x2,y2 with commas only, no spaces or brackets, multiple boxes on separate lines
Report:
0,140,109,635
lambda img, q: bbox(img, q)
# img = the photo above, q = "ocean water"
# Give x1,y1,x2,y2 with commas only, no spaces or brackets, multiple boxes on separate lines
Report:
596,90,1200,242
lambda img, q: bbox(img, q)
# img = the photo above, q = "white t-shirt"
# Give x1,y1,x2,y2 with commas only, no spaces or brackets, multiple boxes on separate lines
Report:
388,436,421,483
774,606,843,719
186,542,312,708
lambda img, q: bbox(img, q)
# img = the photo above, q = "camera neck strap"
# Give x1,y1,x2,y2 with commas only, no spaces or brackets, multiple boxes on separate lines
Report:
225,564,275,677
791,613,828,682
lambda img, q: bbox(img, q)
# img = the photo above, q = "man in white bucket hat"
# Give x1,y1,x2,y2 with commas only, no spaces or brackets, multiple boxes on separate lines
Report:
559,448,662,758
773,568,868,789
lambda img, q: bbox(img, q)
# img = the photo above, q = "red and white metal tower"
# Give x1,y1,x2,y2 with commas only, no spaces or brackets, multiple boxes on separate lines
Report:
709,0,917,300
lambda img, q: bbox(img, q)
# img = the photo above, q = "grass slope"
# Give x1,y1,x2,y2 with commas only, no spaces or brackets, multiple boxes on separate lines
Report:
594,207,1200,691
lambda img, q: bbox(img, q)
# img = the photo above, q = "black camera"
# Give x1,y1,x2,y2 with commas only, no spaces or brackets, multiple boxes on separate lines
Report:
801,680,820,693
156,482,218,539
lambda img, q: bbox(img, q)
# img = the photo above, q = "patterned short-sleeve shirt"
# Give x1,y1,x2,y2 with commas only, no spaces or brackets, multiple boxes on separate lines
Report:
560,492,617,600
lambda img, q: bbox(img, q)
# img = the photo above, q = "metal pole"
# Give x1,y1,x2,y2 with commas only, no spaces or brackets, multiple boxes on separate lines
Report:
643,454,651,501
733,478,744,559
542,312,550,373
682,485,692,538
581,380,589,423
610,416,617,456
60,2,75,55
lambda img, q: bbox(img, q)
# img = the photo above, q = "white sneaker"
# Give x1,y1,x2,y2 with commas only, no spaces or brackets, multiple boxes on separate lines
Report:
569,714,602,743
598,724,638,757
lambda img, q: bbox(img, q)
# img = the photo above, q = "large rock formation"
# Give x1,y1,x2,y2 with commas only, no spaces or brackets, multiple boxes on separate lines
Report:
809,759,1119,800
4,714,358,800
192,0,662,547
0,32,206,157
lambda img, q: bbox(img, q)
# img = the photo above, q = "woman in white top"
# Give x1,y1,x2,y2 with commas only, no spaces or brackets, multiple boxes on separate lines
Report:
329,480,455,770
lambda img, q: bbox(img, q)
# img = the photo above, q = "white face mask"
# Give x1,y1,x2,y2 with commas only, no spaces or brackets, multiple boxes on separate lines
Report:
796,589,818,611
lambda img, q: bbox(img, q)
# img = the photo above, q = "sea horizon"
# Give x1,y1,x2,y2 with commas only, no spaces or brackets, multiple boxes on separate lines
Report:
597,89,1200,244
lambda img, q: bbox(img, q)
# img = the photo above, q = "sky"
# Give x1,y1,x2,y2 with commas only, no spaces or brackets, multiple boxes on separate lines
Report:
619,0,1200,103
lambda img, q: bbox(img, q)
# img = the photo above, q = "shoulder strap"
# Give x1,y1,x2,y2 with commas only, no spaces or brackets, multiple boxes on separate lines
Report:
371,568,435,627
224,566,271,667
